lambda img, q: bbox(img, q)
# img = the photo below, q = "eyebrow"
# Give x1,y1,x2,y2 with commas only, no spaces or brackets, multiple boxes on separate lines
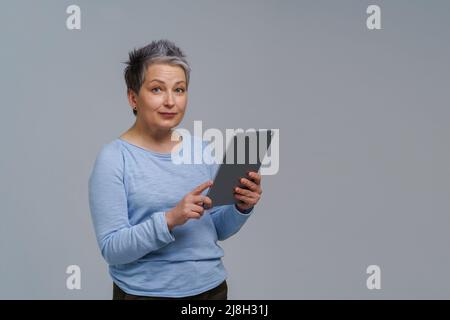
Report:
148,79,186,85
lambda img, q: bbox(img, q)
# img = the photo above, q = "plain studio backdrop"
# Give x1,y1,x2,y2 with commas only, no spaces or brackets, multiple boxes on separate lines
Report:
1,0,449,299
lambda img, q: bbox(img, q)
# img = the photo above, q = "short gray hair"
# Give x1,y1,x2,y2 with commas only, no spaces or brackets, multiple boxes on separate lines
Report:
124,39,191,116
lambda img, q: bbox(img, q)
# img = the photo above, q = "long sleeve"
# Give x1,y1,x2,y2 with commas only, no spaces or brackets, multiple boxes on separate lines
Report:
209,204,254,241
88,143,175,266
205,146,254,241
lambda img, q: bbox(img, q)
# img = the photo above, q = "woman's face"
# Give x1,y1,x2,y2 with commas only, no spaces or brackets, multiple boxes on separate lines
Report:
129,63,188,132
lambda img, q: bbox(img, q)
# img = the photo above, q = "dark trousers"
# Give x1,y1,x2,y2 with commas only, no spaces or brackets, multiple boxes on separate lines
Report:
113,280,228,300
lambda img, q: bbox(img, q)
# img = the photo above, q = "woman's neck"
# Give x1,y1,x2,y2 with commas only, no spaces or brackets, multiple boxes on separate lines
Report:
121,122,182,153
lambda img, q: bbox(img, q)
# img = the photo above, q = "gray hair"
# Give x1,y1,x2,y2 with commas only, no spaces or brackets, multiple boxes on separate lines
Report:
124,39,191,116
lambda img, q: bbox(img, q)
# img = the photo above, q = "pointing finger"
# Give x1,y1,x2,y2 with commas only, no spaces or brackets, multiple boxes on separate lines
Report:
192,180,213,195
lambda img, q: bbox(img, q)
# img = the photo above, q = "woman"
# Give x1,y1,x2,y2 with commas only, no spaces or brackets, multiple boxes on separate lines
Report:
88,39,263,300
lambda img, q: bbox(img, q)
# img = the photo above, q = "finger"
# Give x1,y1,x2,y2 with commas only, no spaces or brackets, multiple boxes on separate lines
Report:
190,204,205,215
192,195,213,209
239,178,260,192
192,195,208,204
203,196,212,209
188,212,202,220
191,180,213,195
234,194,257,206
234,187,256,197
248,171,261,185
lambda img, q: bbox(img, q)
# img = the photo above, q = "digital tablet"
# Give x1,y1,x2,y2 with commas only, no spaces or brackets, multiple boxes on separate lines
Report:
205,129,273,208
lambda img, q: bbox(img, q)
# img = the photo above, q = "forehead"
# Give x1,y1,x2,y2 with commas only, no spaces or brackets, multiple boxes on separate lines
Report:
145,63,186,83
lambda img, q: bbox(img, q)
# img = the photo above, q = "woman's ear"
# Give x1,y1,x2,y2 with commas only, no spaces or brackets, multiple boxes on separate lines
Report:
127,89,138,110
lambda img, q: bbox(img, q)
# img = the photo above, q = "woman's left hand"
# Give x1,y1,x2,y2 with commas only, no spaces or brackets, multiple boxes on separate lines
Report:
234,171,262,212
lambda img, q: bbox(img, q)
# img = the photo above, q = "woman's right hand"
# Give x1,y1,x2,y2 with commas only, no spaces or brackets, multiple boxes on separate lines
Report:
165,180,213,231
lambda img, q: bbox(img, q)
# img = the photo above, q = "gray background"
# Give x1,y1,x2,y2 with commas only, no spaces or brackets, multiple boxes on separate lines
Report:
1,0,449,299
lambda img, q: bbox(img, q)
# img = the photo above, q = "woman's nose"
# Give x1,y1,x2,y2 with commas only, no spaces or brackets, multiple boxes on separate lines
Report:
163,92,175,107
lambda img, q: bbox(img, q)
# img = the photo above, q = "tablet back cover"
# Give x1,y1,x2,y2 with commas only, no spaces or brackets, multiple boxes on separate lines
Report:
206,130,272,207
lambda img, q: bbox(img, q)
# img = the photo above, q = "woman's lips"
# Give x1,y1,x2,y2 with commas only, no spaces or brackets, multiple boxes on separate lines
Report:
159,112,177,118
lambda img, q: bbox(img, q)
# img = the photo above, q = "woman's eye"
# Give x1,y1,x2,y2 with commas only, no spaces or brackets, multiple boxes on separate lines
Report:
151,87,162,93
175,88,185,93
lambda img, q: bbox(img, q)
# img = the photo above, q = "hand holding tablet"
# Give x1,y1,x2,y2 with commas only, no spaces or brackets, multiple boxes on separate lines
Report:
233,170,263,212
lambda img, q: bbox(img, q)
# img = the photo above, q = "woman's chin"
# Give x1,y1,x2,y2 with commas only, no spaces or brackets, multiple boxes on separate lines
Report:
154,120,181,130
